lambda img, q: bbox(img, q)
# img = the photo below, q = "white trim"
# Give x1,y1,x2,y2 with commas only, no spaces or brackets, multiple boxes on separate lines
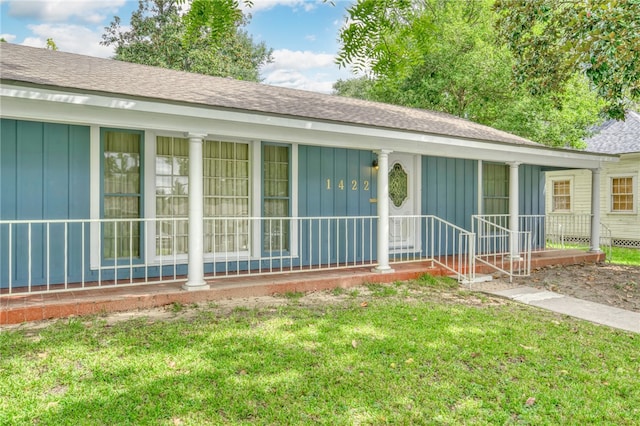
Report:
89,126,100,269
144,130,157,264
291,143,299,257
1,85,619,169
590,168,602,252
608,173,637,214
477,160,483,214
251,141,262,259
508,162,520,259
550,176,574,213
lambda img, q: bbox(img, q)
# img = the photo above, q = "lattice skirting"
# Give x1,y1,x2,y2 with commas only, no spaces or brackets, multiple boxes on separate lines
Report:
547,235,640,249
612,239,640,249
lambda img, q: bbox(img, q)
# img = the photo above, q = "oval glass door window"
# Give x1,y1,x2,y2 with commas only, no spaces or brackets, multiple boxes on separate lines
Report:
389,162,408,207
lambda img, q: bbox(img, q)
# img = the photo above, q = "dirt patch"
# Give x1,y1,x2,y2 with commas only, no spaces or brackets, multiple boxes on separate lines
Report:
4,264,638,333
498,263,640,313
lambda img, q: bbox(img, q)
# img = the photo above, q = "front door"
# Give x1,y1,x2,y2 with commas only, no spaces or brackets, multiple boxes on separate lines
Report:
388,153,421,251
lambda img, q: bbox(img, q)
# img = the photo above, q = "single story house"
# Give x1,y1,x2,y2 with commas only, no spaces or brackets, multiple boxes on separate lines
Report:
545,112,640,248
0,43,618,293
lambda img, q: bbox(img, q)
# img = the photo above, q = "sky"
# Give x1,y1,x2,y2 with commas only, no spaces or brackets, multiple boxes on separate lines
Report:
0,0,357,93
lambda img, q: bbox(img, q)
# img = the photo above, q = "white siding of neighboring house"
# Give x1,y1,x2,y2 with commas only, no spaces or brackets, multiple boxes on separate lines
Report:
545,153,640,246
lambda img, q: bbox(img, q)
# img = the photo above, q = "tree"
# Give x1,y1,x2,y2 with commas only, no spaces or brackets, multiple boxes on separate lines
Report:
101,0,272,81
335,0,604,148
494,0,640,120
181,0,248,45
332,77,375,100
46,38,58,51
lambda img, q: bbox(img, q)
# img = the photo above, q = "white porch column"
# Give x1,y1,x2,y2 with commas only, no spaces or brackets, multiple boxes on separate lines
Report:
590,168,602,253
183,133,210,291
373,149,394,273
508,162,521,259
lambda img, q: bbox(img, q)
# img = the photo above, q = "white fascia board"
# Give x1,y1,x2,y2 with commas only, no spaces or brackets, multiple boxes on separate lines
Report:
1,84,618,169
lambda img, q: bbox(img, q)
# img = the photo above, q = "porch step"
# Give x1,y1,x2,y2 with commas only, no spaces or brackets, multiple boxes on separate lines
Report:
456,274,493,285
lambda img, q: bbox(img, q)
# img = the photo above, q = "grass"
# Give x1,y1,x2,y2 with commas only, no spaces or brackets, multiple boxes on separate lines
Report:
1,279,639,425
547,243,640,266
609,246,640,265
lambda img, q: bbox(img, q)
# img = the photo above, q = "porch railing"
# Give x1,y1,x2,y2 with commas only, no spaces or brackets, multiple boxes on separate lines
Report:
476,214,612,259
203,216,379,278
472,215,532,281
0,215,477,295
389,215,475,283
0,218,193,295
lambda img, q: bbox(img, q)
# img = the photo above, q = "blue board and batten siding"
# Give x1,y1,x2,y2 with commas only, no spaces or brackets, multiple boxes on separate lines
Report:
519,164,545,215
519,164,546,247
298,146,377,266
1,119,91,287
422,156,478,229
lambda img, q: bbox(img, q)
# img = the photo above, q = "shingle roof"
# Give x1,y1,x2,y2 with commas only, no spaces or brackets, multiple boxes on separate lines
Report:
585,111,640,154
0,43,539,147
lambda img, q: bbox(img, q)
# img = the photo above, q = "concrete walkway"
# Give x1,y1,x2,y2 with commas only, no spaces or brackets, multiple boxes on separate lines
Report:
480,285,640,334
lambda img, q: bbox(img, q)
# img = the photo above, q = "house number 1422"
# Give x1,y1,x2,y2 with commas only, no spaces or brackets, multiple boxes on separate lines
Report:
326,179,370,191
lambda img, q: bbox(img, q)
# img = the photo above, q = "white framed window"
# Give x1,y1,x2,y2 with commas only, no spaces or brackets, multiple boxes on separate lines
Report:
101,128,143,261
203,140,251,255
483,163,509,215
149,136,252,260
610,175,636,213
262,143,291,253
155,136,189,256
551,178,572,212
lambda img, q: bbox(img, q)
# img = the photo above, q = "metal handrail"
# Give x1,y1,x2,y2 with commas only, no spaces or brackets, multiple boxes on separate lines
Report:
471,215,532,282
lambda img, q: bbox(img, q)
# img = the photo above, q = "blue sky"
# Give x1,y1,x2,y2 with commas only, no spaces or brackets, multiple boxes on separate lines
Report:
0,0,356,93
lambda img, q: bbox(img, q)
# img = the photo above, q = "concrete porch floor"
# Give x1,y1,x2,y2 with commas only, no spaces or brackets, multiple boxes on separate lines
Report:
1,249,604,325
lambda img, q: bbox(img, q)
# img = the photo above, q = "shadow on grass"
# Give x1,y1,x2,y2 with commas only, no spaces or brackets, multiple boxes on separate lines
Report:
2,300,640,424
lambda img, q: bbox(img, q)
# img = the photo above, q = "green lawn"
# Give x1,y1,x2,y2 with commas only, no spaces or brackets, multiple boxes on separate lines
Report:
609,246,640,265
547,243,640,266
1,277,639,425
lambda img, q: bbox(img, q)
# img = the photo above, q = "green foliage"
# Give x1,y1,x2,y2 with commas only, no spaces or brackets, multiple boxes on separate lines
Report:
282,291,304,301
494,0,640,120
416,273,459,289
45,38,58,51
335,0,605,148
332,76,376,99
101,0,272,81
610,247,640,265
181,0,246,45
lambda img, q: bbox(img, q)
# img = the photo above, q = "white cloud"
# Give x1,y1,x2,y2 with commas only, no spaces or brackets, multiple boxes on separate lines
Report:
263,69,335,93
263,49,335,71
21,23,113,58
260,48,353,93
304,34,316,42
0,33,17,42
7,0,125,24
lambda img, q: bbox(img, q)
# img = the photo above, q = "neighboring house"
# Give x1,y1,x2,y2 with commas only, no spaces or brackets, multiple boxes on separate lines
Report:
0,43,617,292
546,112,640,248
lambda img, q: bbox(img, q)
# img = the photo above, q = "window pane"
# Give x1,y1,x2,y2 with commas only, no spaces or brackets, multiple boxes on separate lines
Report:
612,177,634,212
201,140,250,254
103,130,142,260
263,144,290,252
552,180,571,211
155,137,189,255
483,163,509,215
